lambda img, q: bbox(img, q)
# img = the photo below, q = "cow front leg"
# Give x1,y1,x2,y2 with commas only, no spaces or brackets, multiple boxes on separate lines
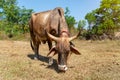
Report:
47,40,52,50
47,40,54,65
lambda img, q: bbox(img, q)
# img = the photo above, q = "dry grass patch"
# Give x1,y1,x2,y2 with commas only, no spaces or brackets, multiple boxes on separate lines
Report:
0,40,120,80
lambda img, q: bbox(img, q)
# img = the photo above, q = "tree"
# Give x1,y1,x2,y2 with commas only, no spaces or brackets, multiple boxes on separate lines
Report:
98,0,120,31
0,0,33,37
18,7,33,33
0,0,4,19
2,0,20,23
64,7,77,32
77,20,86,31
85,0,120,40
85,9,98,30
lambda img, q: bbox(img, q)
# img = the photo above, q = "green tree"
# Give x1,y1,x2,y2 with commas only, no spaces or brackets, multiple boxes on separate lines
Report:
85,9,97,30
65,7,77,32
0,0,4,19
2,0,19,23
77,20,86,31
97,0,120,34
85,0,120,39
0,0,33,37
18,7,33,33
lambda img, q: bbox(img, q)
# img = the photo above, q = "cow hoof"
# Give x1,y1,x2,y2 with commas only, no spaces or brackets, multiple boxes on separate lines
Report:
34,55,40,60
48,58,53,66
34,57,39,60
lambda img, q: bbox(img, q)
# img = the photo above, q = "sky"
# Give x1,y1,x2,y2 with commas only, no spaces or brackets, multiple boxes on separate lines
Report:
17,0,101,23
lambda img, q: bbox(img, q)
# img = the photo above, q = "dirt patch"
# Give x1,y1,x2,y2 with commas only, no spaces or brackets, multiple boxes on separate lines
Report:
0,40,120,80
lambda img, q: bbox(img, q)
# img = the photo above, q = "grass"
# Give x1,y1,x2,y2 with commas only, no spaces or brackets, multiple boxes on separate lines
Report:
0,40,120,80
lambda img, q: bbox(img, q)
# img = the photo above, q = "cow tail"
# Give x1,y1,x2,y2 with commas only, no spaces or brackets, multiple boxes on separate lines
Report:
29,15,35,51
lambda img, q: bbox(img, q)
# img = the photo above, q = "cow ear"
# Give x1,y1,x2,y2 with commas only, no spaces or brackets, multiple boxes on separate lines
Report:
70,46,81,55
47,46,57,57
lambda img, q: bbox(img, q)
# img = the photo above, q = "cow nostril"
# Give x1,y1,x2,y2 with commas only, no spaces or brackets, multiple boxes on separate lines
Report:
64,66,68,71
58,65,68,71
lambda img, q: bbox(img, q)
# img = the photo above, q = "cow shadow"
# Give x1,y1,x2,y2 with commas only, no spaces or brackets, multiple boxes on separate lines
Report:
27,53,59,73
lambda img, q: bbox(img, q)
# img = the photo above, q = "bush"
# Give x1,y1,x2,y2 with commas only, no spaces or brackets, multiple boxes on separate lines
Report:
0,20,29,39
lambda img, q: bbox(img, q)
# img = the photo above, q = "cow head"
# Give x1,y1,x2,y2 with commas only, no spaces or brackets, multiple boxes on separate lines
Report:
47,31,81,71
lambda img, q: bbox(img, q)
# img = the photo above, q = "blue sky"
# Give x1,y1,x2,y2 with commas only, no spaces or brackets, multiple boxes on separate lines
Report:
17,0,101,22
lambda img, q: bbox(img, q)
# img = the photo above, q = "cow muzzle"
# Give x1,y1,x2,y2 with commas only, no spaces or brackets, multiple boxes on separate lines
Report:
58,65,68,71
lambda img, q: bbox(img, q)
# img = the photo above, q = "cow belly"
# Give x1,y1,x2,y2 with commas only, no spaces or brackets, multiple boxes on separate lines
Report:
35,34,47,44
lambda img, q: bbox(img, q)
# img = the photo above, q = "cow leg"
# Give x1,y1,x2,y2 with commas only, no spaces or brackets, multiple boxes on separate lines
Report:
33,42,40,60
47,40,52,50
47,40,54,66
70,41,75,46
30,36,39,59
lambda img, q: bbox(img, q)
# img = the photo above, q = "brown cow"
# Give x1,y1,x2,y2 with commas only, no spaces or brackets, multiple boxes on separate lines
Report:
29,7,81,71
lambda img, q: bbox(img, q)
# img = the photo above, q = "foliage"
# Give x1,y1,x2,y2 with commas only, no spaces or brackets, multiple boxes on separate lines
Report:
98,0,120,30
64,7,77,32
85,0,120,40
85,9,97,30
77,20,86,30
18,7,33,33
0,0,33,38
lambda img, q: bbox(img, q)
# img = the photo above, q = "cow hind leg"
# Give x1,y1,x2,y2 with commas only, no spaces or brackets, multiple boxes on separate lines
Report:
34,43,40,60
35,44,39,59
31,40,40,60
30,40,34,51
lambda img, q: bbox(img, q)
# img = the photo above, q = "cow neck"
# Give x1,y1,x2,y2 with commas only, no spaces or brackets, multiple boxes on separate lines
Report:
60,30,70,36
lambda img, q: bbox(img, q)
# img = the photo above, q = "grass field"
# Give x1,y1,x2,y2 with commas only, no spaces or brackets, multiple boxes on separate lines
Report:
0,40,120,80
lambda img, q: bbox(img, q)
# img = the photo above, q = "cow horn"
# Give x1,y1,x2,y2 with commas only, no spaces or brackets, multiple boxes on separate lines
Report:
69,31,80,41
46,31,59,41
